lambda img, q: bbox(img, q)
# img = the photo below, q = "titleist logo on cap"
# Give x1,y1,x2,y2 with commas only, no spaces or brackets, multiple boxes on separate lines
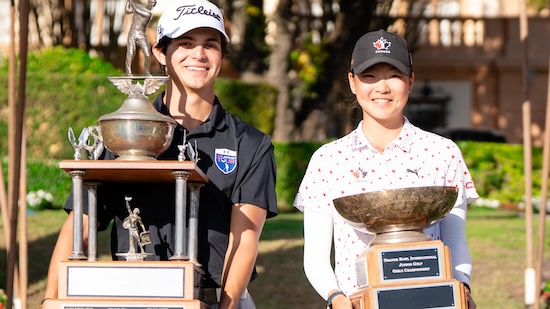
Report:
173,4,222,21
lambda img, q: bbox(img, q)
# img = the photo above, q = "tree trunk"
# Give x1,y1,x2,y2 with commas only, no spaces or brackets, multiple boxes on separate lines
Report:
291,0,382,141
269,1,295,141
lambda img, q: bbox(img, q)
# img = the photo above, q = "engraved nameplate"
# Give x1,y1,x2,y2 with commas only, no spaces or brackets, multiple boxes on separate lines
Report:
57,261,204,303
67,266,185,298
375,282,458,309
379,245,442,282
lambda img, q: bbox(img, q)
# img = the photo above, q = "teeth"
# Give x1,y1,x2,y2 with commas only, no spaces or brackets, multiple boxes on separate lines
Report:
188,66,207,71
373,99,389,103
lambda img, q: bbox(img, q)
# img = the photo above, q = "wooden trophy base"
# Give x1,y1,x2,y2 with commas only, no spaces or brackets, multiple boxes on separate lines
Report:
42,260,208,309
349,240,468,309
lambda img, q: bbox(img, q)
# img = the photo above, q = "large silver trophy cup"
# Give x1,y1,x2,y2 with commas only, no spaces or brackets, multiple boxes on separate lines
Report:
333,186,458,245
333,186,468,309
98,76,176,160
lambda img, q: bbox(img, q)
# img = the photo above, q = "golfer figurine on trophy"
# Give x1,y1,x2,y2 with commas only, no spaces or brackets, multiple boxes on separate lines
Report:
116,196,153,261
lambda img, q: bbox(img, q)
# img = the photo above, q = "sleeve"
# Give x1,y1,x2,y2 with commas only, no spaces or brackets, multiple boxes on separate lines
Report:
440,144,479,285
303,207,342,300
232,134,278,218
293,146,333,217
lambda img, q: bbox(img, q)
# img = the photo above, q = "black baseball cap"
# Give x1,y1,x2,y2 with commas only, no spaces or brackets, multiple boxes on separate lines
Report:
350,29,412,76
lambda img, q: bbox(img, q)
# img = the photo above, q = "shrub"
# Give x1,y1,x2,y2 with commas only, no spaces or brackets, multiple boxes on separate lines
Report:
0,47,124,160
458,141,544,204
215,79,277,135
274,142,324,211
3,141,546,213
0,47,277,160
1,158,70,210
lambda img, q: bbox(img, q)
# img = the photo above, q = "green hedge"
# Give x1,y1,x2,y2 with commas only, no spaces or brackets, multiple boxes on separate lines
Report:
7,141,543,213
0,47,277,160
458,141,544,205
275,141,546,212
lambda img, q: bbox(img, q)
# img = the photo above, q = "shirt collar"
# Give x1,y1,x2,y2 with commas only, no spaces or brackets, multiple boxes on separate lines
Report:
153,92,227,135
350,116,415,153
194,96,226,134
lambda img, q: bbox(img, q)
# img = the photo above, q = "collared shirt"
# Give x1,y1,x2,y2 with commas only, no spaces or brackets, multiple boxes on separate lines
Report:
294,118,478,295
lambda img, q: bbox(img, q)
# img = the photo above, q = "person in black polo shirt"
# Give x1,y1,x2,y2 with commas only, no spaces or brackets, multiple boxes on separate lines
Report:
43,1,278,308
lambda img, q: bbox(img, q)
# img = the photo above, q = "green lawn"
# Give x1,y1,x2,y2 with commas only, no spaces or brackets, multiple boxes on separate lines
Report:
1,208,549,308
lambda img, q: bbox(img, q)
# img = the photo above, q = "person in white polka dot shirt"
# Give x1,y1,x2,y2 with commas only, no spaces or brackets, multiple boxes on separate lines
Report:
294,30,479,309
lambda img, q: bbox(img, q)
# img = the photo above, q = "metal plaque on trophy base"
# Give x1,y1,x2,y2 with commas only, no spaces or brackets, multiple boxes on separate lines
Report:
349,280,467,309
56,261,203,300
333,186,469,309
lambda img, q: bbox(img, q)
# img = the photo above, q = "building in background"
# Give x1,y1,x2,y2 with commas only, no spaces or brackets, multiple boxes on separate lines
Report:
386,0,548,144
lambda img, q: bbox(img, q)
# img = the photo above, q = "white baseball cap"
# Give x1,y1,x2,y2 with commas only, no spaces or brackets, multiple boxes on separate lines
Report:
156,0,230,45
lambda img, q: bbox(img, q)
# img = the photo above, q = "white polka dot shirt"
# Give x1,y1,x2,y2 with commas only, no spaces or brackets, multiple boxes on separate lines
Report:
294,118,479,296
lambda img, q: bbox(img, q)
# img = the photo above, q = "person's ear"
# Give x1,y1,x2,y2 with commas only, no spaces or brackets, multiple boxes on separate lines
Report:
348,72,357,94
408,72,415,93
152,45,166,67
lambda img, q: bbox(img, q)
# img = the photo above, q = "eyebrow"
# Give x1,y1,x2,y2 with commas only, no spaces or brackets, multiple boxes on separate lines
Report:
176,34,221,44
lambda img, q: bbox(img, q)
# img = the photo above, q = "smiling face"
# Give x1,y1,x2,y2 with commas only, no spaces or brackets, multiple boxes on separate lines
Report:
348,62,414,126
154,27,224,94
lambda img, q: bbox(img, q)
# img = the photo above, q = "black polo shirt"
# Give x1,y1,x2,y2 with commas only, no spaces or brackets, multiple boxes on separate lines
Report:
65,93,278,288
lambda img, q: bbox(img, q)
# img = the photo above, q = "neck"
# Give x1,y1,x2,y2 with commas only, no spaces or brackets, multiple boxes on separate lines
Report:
361,117,404,153
164,84,215,131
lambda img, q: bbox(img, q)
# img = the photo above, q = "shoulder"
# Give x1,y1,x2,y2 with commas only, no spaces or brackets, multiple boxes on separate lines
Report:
222,110,273,148
410,124,462,153
308,132,355,164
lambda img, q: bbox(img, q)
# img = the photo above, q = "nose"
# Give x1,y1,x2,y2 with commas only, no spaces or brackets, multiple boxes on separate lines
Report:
191,45,207,61
375,79,390,93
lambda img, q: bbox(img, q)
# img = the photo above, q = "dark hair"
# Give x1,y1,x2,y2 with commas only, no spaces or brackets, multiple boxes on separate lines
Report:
342,71,360,110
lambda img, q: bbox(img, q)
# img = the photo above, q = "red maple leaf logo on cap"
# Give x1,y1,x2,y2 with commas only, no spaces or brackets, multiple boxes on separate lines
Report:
373,37,391,51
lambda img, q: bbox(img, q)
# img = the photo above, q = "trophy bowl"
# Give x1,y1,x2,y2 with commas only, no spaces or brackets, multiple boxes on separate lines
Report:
98,95,177,160
333,186,458,245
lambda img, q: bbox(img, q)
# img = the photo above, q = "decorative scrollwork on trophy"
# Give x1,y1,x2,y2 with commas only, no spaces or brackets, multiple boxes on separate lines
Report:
108,76,169,99
83,126,104,160
68,127,89,160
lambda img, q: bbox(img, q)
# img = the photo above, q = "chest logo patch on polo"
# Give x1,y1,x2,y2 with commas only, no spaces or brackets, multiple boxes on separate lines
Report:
215,148,237,174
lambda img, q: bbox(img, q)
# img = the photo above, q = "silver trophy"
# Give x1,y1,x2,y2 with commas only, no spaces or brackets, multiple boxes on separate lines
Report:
333,186,458,245
332,187,468,308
